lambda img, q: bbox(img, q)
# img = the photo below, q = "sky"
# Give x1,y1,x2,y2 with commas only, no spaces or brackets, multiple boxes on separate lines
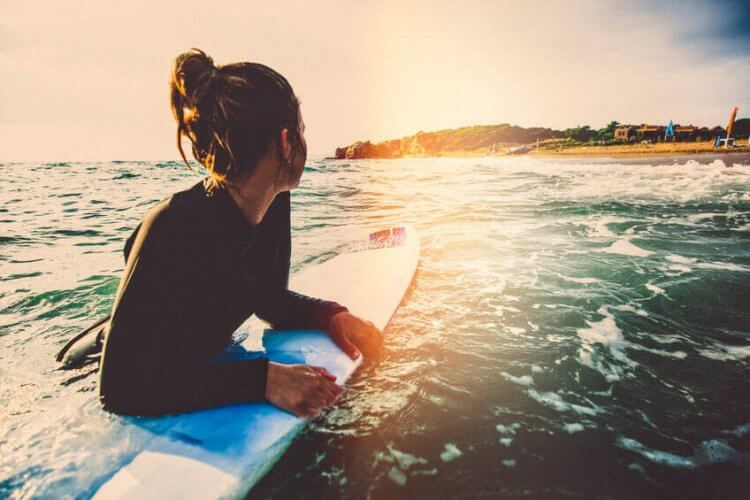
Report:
1,0,749,161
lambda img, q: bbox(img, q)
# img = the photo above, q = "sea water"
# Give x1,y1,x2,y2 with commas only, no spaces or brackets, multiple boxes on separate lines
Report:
1,156,749,498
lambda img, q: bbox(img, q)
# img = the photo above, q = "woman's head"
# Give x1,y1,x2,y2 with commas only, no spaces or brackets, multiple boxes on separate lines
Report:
170,48,306,192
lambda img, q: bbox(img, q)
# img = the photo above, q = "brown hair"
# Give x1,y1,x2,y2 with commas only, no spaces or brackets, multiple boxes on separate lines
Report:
170,48,302,192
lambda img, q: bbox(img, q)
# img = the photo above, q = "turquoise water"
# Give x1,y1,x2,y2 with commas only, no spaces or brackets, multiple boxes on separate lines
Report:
1,156,749,498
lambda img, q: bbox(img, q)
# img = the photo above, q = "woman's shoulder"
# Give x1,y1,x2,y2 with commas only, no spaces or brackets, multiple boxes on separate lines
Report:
137,180,214,242
142,180,201,220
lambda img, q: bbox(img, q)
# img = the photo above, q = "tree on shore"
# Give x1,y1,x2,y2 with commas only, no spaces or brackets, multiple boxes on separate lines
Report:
564,125,598,142
597,121,620,141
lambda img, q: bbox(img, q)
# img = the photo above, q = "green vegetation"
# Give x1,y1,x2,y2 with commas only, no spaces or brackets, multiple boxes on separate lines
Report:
335,118,748,159
560,121,620,143
597,121,621,141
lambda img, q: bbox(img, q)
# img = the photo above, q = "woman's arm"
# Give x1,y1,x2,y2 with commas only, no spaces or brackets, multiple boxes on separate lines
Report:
254,286,348,331
252,192,348,331
254,286,384,360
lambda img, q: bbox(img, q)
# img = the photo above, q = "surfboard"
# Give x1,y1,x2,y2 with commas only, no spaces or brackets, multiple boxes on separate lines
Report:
93,225,419,499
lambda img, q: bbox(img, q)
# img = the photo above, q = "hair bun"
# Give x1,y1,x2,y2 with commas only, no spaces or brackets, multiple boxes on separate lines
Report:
172,48,217,105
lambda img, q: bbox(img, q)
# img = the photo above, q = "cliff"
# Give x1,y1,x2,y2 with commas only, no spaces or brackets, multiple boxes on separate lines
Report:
334,124,564,159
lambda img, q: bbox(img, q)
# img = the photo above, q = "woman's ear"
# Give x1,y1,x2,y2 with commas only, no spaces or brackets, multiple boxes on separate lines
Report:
279,128,292,161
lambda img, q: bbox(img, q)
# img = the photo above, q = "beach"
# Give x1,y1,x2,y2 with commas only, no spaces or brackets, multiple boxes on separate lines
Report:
531,139,750,158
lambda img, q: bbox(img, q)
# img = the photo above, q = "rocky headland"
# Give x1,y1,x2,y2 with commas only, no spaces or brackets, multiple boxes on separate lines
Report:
333,124,563,159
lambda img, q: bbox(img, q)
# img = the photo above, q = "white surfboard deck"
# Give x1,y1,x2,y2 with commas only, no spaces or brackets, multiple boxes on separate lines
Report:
94,225,419,499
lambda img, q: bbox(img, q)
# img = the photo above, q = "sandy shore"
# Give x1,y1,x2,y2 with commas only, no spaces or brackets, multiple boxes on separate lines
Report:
531,139,750,158
528,151,750,166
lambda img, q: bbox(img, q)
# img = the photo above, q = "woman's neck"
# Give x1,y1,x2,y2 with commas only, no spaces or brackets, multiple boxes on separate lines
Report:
225,156,283,226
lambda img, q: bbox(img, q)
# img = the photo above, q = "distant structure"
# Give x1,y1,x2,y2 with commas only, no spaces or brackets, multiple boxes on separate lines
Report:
710,126,727,141
716,106,739,147
674,125,701,141
614,125,637,141
635,124,665,142
614,122,727,144
665,120,675,141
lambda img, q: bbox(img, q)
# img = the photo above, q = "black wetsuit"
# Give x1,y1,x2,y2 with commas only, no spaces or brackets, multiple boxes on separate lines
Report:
98,180,347,416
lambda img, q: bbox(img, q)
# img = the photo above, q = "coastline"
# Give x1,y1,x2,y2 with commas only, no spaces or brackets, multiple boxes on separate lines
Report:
530,139,750,158
527,151,750,166
328,140,750,161
327,149,750,164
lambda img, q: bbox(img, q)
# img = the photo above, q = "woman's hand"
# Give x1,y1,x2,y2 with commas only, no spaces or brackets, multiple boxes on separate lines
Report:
265,362,343,418
327,311,384,360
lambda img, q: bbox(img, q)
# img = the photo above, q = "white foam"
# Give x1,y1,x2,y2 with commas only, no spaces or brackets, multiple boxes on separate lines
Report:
645,283,665,295
687,213,725,223
613,304,649,317
526,390,600,416
617,437,695,468
629,344,687,359
726,345,750,359
696,262,750,273
559,274,601,284
618,436,744,469
577,307,623,346
524,159,750,205
494,305,522,317
496,423,520,435
667,264,692,274
586,215,625,238
576,307,634,380
387,446,427,470
440,443,463,462
699,343,750,361
694,439,742,466
501,372,534,386
388,467,407,486
666,254,696,264
726,422,750,437
603,239,654,258
644,334,682,345
564,423,585,433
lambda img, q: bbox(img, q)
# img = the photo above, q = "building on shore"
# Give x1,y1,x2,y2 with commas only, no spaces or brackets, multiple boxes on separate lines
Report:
673,125,696,141
614,123,728,143
614,126,637,141
635,124,665,142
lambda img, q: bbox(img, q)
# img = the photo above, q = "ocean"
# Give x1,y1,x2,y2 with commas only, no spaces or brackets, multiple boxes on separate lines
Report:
1,155,749,498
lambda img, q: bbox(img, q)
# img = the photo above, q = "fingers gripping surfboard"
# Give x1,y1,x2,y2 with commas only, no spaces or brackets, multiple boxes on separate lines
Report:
94,225,419,499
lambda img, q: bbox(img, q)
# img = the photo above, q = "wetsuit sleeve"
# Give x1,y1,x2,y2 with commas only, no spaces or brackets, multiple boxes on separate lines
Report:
254,287,348,331
99,205,268,416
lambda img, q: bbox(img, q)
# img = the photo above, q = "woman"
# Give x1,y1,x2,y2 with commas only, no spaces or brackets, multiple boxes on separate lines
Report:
97,48,383,417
